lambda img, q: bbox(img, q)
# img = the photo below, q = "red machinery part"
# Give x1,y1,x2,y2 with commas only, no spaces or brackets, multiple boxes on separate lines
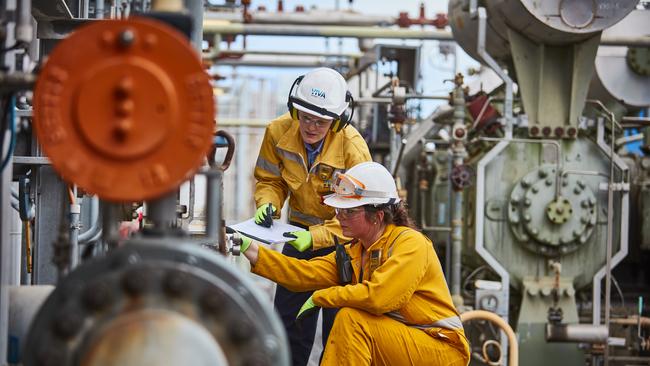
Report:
33,17,215,202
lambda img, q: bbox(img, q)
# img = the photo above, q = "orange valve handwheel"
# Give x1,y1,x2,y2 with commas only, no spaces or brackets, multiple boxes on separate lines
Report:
33,17,215,202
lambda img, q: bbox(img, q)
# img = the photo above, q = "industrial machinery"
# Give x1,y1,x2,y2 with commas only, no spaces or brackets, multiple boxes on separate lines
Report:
1,1,289,365
1,1,649,366
415,1,648,365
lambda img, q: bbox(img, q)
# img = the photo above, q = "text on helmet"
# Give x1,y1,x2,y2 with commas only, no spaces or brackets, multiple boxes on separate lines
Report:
310,88,326,99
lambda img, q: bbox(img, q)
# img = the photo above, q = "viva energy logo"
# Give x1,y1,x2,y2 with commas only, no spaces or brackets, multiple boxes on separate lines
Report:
311,88,326,99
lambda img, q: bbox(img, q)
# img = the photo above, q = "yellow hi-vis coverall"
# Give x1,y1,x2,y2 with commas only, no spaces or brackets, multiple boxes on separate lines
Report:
252,224,471,366
254,113,371,249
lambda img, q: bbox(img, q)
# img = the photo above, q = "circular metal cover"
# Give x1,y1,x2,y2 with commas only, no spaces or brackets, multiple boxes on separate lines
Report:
33,17,214,202
507,165,597,257
23,239,290,366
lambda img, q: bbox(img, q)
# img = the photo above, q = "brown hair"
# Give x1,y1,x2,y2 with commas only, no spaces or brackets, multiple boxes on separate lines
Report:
364,201,419,231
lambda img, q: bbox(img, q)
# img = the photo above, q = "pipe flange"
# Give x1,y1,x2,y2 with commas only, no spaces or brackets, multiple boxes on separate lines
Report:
627,47,650,77
508,165,597,257
33,17,214,202
24,239,289,366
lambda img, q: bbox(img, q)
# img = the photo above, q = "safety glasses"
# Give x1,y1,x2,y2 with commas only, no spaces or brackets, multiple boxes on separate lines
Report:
334,207,365,218
298,111,331,129
331,172,391,199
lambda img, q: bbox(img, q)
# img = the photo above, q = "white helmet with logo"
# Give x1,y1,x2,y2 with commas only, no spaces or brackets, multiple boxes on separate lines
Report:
324,162,401,209
290,67,350,120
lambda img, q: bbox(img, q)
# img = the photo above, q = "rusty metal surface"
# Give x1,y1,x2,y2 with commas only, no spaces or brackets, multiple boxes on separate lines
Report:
33,17,214,202
80,309,228,366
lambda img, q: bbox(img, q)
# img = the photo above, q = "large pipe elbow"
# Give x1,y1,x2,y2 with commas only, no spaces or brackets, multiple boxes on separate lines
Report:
460,310,518,366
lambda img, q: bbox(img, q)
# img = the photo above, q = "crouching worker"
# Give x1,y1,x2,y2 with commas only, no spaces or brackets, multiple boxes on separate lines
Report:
238,162,470,366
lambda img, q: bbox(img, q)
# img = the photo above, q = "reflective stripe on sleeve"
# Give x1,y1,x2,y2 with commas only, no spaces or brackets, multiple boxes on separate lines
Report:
289,209,324,226
256,156,281,176
385,312,464,331
275,148,304,166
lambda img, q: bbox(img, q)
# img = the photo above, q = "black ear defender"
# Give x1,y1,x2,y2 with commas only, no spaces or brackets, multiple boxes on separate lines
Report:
286,75,355,133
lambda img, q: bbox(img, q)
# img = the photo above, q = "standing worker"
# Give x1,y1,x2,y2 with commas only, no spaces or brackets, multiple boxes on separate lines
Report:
239,162,470,366
253,67,372,365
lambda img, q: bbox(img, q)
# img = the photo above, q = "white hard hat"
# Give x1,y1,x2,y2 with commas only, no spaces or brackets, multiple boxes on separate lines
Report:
293,68,349,120
324,162,401,209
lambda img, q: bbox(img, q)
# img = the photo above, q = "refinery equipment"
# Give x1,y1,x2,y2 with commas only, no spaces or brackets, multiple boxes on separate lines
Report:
0,1,649,366
1,1,289,365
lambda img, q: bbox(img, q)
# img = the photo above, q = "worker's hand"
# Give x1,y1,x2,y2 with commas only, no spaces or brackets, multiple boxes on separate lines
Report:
231,234,260,265
254,203,277,228
283,231,312,252
239,234,253,254
230,233,253,256
296,296,320,320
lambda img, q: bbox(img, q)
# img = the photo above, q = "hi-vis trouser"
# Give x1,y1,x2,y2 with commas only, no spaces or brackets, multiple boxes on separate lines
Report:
321,308,470,366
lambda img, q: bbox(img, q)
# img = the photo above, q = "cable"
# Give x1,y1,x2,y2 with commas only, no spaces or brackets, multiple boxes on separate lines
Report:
0,95,16,171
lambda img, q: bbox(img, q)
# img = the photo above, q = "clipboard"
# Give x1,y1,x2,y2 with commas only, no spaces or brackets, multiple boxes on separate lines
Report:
227,219,306,245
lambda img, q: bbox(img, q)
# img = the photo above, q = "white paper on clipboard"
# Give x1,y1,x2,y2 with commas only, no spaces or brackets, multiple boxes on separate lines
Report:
227,219,306,245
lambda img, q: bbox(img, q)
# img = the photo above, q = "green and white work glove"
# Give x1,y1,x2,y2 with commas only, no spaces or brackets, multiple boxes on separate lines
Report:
254,203,277,228
283,231,312,252
230,233,252,256
296,296,320,320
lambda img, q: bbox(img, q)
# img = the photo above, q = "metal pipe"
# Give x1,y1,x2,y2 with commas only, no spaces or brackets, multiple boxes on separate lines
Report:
355,95,449,104
622,116,650,124
205,131,235,253
213,57,347,68
460,310,518,366
0,128,12,364
451,187,463,300
186,177,195,221
203,21,454,40
450,82,466,303
101,202,121,250
476,7,513,138
205,169,223,244
15,0,33,44
615,133,643,149
69,196,80,269
184,0,203,52
79,0,90,19
475,138,511,360
585,100,630,366
201,21,650,47
146,193,178,230
109,0,117,18
79,196,100,243
546,324,609,343
592,118,630,329
605,109,617,366
208,49,364,59
391,139,407,177
610,316,650,328
561,169,609,180
204,9,395,27
600,35,650,47
96,0,104,19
